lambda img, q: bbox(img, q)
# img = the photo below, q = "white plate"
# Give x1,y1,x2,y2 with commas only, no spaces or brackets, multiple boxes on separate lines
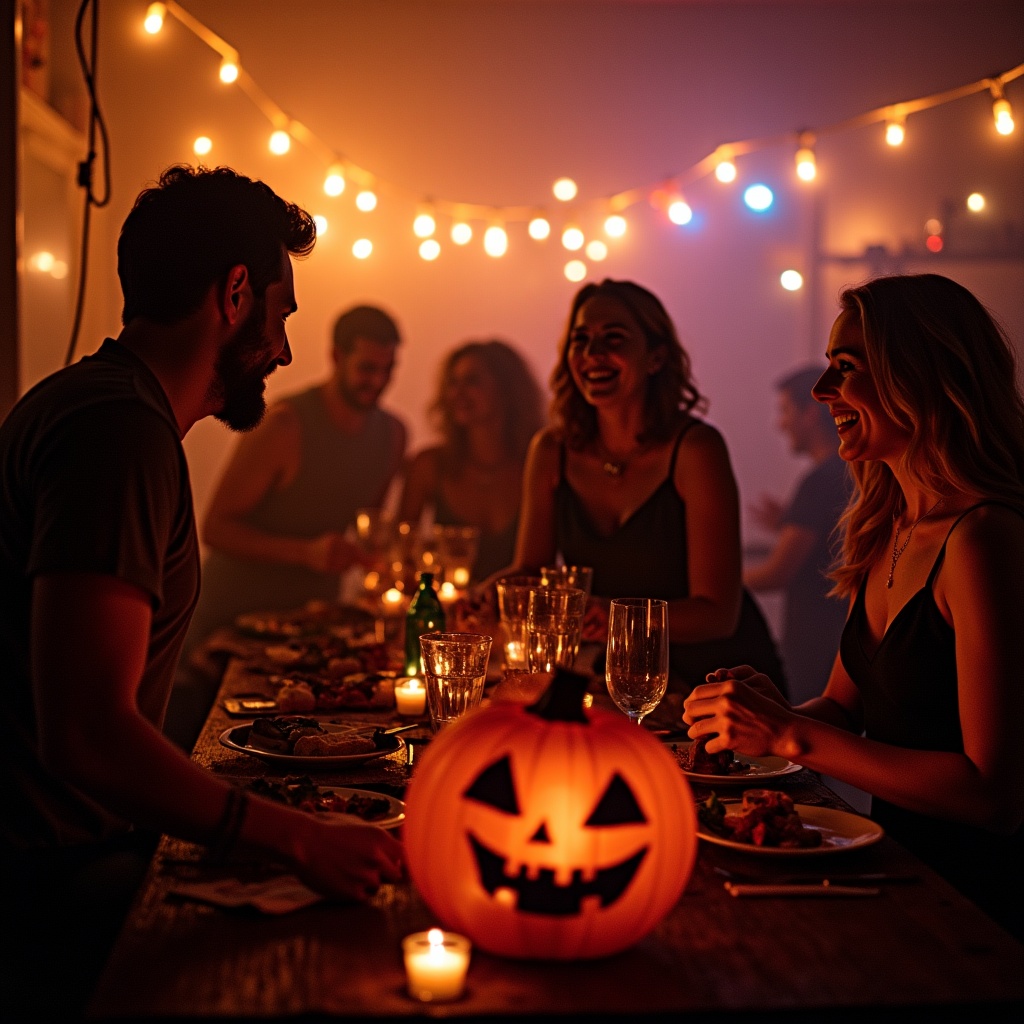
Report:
697,804,884,855
219,722,406,769
667,740,802,784
312,786,405,829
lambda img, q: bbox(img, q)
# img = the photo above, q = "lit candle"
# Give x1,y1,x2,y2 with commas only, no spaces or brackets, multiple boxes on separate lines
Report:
381,587,406,644
394,677,426,717
402,929,471,1002
451,567,470,588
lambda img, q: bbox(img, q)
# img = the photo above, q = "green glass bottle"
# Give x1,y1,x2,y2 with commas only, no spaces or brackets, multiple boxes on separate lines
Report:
405,571,446,676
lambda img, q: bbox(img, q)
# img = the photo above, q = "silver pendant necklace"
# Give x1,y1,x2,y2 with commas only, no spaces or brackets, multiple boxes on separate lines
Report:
887,497,944,589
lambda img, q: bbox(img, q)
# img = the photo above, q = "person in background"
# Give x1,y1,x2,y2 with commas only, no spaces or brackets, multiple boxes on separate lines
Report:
744,366,851,703
684,274,1024,937
505,279,785,703
399,340,544,583
0,166,402,1017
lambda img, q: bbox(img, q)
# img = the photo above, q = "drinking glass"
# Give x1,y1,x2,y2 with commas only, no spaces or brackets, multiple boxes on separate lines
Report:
605,598,669,725
419,632,492,732
540,564,593,600
432,525,481,589
495,575,543,670
526,586,587,673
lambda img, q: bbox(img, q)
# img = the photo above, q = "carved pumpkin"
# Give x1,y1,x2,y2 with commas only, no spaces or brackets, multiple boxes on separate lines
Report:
404,671,697,959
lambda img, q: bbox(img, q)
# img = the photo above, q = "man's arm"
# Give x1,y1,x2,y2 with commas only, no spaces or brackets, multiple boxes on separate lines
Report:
32,573,402,899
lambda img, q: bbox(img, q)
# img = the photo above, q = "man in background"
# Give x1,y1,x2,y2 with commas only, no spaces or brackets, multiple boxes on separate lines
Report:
744,365,851,703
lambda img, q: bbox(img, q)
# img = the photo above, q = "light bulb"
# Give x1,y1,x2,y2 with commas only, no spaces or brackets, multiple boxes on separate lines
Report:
885,120,905,146
143,3,166,34
528,217,551,240
668,199,693,225
795,147,817,182
780,269,803,291
925,218,942,235
352,238,373,259
604,214,627,238
313,214,328,236
564,259,587,283
419,239,441,261
744,184,773,212
715,159,737,183
269,130,290,155
219,59,239,84
553,177,578,202
451,221,473,245
355,190,377,212
30,251,55,272
585,239,608,261
561,226,584,251
193,136,212,156
483,226,508,257
993,97,1015,135
323,167,345,196
966,192,985,213
413,212,436,238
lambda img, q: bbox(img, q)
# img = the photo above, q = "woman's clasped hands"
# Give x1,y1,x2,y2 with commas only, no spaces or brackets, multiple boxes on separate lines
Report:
682,665,799,760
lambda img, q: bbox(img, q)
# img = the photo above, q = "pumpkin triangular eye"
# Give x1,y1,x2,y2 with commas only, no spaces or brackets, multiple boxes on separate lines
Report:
463,755,520,814
529,822,552,843
584,773,647,826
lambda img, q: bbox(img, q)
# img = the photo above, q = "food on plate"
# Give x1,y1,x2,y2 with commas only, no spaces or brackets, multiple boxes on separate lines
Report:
275,680,316,713
235,600,380,641
697,789,822,848
292,732,377,757
676,736,751,776
275,671,396,711
246,776,393,821
247,716,324,754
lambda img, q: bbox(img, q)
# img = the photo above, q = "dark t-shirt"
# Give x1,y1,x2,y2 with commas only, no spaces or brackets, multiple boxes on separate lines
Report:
0,340,199,847
779,455,851,702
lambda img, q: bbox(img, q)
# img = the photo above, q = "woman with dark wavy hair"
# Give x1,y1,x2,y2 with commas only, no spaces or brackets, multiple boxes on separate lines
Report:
684,274,1024,936
508,278,784,701
400,339,544,582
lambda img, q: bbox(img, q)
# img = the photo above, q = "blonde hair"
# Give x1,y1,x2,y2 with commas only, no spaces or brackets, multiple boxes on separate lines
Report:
831,274,1024,597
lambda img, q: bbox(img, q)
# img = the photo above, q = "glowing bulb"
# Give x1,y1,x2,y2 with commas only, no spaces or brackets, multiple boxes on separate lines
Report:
143,3,166,34
419,238,441,261
51,260,68,280
528,217,551,240
795,147,817,182
192,136,212,156
780,269,803,291
219,59,239,84
925,218,942,235
993,97,1014,135
604,214,626,238
30,251,55,272
561,226,584,251
585,239,608,261
966,192,985,213
744,184,774,212
668,200,693,225
564,259,587,283
352,238,373,259
715,159,737,183
553,177,578,202
451,221,472,245
413,212,436,238
269,130,290,155
313,214,328,236
323,168,346,196
885,120,905,146
483,226,508,258
926,235,943,253
355,190,378,212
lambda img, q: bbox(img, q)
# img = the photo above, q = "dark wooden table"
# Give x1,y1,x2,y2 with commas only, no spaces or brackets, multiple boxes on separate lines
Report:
89,655,1024,1021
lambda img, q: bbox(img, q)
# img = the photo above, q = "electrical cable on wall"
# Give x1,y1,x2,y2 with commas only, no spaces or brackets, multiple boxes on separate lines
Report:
66,0,111,366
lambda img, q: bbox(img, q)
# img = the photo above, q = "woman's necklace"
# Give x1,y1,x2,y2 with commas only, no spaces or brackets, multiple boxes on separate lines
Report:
887,497,945,589
596,438,642,477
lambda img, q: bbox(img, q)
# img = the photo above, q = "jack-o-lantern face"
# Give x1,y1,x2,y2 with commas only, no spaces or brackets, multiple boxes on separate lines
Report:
405,671,697,960
463,755,649,915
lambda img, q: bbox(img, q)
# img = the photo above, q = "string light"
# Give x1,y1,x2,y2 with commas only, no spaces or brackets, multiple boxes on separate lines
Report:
192,135,212,156
268,129,290,155
714,148,738,182
924,217,943,252
528,216,551,240
483,225,508,257
561,226,584,251
352,238,373,259
312,214,328,235
451,220,473,245
885,117,906,146
795,133,817,181
585,240,608,261
553,178,577,202
323,166,346,196
219,56,239,84
564,259,587,282
143,3,166,34
419,238,441,261
413,210,437,238
966,192,985,212
355,189,378,212
744,184,774,212
603,214,627,238
667,198,693,225
990,83,1015,135
780,269,803,291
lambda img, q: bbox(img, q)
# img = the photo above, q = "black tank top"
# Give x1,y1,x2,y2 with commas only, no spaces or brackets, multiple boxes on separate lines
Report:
840,502,1023,936
554,422,785,694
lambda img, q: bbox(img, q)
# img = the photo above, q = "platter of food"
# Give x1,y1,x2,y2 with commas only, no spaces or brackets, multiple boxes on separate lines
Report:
696,790,884,855
219,717,407,769
668,738,802,784
245,776,405,828
234,600,380,641
222,671,398,716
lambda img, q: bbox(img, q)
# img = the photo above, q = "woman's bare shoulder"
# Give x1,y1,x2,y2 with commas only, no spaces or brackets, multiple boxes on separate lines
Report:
946,502,1024,561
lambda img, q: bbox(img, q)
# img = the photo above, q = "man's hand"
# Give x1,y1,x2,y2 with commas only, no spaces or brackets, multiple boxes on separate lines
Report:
304,532,371,574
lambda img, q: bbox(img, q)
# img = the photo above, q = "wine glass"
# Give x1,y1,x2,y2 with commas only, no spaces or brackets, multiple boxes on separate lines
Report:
605,598,669,725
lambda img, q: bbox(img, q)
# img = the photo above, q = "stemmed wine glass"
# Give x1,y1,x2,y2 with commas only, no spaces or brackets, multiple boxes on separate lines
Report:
605,598,669,725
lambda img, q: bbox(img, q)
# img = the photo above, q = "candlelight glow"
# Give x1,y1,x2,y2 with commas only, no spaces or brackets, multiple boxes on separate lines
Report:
553,177,578,201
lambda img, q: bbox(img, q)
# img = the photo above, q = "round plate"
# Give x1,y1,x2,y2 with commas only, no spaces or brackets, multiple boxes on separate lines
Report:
697,804,884,855
313,787,405,829
219,722,405,769
667,740,802,784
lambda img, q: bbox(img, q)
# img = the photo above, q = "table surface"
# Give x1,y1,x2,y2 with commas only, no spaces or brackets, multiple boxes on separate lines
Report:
90,644,1024,1021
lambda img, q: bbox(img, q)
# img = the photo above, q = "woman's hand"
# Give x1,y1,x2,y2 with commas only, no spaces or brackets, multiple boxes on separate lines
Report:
682,665,795,759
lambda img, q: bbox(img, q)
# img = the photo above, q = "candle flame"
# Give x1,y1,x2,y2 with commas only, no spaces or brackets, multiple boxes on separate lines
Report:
427,928,444,946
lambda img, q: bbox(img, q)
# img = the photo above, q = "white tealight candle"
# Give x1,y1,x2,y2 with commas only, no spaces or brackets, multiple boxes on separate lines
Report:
403,929,471,1002
394,677,426,717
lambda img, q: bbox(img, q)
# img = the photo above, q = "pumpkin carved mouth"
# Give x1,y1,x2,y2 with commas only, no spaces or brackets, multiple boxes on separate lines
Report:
467,833,648,915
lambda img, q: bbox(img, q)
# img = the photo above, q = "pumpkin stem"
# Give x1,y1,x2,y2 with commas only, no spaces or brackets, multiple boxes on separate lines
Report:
525,669,591,724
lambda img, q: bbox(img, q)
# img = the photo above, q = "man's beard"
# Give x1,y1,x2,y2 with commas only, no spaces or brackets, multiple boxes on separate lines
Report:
212,299,275,432
336,376,382,413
